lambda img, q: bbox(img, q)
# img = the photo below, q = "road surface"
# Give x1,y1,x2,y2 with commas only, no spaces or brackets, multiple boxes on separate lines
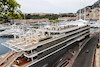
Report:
72,36,98,67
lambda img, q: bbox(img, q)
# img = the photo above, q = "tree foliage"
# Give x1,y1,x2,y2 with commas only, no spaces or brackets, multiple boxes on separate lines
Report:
50,19,58,23
21,14,59,20
7,10,22,19
22,14,76,20
0,0,22,21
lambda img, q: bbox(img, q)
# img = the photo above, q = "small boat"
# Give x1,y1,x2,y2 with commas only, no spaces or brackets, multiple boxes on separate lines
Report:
0,24,23,37
0,25,10,32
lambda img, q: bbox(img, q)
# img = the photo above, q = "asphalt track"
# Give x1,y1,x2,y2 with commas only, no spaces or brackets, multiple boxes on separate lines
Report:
72,36,98,67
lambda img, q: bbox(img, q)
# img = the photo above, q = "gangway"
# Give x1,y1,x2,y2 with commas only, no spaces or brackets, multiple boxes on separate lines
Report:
0,51,15,65
4,51,23,67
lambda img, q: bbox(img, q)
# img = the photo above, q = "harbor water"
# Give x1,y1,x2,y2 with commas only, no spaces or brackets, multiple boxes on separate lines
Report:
0,37,11,55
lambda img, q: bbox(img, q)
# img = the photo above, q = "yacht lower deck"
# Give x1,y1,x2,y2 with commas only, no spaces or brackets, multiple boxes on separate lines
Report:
0,22,90,67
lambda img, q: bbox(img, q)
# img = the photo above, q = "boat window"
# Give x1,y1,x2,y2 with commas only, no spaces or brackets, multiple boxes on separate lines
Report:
55,33,60,35
32,49,37,52
33,56,37,60
38,45,42,48
51,32,60,35
38,52,43,56
45,32,49,36
39,36,52,42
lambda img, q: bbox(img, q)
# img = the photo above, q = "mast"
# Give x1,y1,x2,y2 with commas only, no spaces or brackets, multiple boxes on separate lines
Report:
24,13,26,23
84,0,86,20
14,32,16,41
80,0,81,19
99,0,100,23
98,0,100,44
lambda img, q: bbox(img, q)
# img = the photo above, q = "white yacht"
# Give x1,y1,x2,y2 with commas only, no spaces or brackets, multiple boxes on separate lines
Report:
90,21,100,28
0,24,23,37
0,21,90,67
0,24,10,31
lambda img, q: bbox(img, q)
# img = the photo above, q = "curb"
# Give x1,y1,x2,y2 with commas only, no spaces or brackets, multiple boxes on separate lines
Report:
69,36,94,67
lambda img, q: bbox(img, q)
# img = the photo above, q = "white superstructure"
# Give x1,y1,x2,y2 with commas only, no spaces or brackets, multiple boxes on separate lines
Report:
1,21,90,67
0,24,23,37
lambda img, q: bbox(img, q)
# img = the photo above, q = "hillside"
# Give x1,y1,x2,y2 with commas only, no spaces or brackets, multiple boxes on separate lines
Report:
77,0,100,13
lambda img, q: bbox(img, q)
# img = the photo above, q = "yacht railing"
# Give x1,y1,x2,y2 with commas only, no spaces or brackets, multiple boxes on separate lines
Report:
3,51,23,67
1,42,22,52
21,59,38,67
0,51,15,65
24,52,38,58
38,26,89,46
24,30,89,57
1,26,90,52
21,33,89,67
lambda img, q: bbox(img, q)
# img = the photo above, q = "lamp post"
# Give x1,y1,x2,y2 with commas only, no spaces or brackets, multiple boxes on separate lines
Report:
98,0,100,46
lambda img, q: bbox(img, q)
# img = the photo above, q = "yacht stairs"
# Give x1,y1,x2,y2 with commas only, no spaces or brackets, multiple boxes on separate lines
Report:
0,51,15,65
3,51,23,67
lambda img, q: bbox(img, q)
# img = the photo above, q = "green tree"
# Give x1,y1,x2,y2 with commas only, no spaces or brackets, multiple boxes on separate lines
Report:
0,0,22,22
50,20,53,22
7,10,22,19
24,14,59,20
50,19,58,25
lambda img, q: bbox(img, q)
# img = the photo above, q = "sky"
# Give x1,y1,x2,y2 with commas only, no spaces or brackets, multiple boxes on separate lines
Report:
16,0,98,14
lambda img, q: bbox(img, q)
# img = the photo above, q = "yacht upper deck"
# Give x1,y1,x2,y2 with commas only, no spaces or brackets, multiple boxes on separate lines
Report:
1,20,89,52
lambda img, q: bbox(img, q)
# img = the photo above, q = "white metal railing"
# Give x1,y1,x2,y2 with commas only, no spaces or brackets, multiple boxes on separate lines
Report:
22,33,89,67
24,52,38,58
4,51,23,67
1,26,90,52
21,59,38,67
24,30,89,57
38,26,89,46
1,43,22,52
25,26,89,50
0,51,15,65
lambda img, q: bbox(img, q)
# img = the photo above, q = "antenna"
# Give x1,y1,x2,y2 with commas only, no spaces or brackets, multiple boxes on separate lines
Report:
99,0,100,23
84,0,86,20
80,0,81,19
98,0,100,44
14,32,16,41
24,14,25,23
19,33,21,42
